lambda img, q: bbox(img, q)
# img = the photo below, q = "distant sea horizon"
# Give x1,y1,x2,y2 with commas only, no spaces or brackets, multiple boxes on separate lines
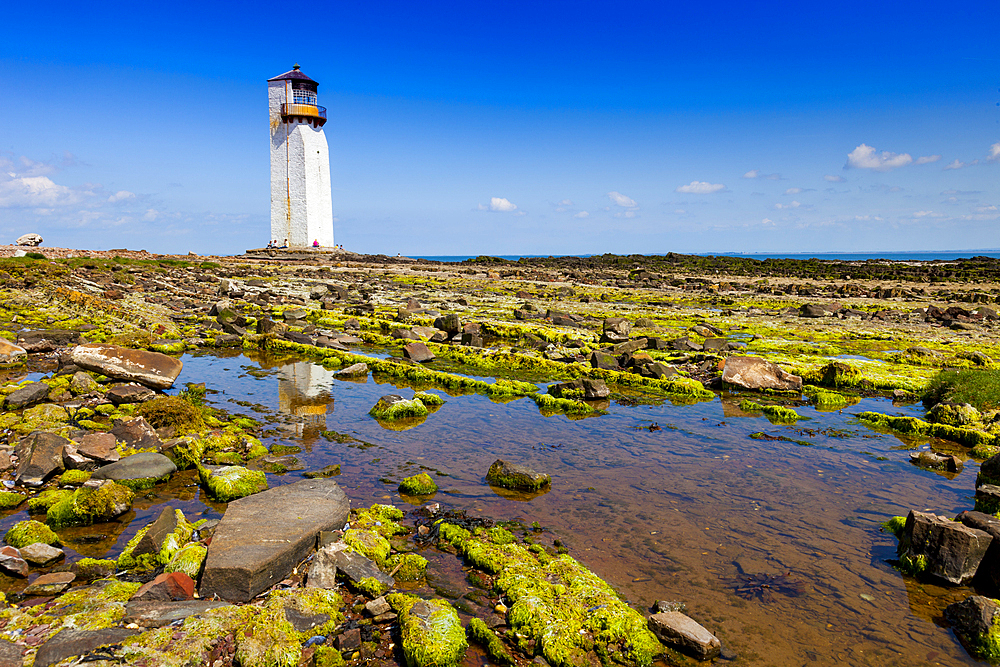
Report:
411,250,1000,263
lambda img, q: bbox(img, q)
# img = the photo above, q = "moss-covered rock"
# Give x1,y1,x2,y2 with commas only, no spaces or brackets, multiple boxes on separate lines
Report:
414,391,445,406
0,491,26,509
387,593,468,667
399,472,437,495
117,526,158,571
137,395,206,434
927,402,982,427
165,542,207,579
59,469,92,486
233,589,344,667
369,395,429,421
5,519,60,547
761,405,801,423
27,488,72,514
46,481,134,528
75,557,118,581
198,465,268,502
468,616,514,665
386,553,428,581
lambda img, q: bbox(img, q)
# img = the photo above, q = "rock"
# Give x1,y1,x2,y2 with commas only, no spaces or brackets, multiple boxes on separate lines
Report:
71,343,183,390
648,611,721,660
399,472,437,495
15,233,43,246
601,318,631,344
198,465,268,502
336,627,362,651
124,599,232,628
47,480,133,526
4,520,59,548
133,572,195,601
4,381,50,409
200,478,350,602
19,542,64,567
0,639,22,667
390,594,467,667
336,363,368,377
945,595,1000,661
34,628,139,667
901,510,992,584
15,432,68,487
17,329,80,353
256,318,288,335
305,542,345,589
486,459,551,491
391,328,419,340
284,331,314,345
165,543,207,579
590,351,618,370
670,336,703,352
927,403,981,427
366,596,392,617
130,506,181,561
403,342,435,362
110,417,162,450
0,548,28,577
610,338,648,355
461,333,483,347
75,433,120,464
0,339,26,365
957,511,1000,590
722,356,802,391
23,571,75,596
909,451,962,473
434,313,462,335
799,303,834,318
106,383,156,405
92,452,176,484
68,371,100,395
282,308,309,323
701,337,729,351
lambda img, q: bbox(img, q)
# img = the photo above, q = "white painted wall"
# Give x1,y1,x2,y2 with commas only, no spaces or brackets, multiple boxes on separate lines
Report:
269,80,335,247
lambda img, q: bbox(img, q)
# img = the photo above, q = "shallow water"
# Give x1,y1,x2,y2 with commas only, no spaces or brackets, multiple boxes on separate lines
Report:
1,350,986,666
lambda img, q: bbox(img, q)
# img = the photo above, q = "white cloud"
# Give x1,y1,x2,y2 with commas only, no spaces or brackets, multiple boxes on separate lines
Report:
0,175,85,208
558,199,573,206
607,191,637,208
761,218,773,225
743,170,781,180
987,143,1000,163
912,210,945,218
824,175,846,183
845,143,913,171
944,159,979,170
614,210,637,219
774,200,801,210
108,190,136,203
489,197,518,212
573,211,589,218
675,181,725,194
784,187,802,195
915,155,941,165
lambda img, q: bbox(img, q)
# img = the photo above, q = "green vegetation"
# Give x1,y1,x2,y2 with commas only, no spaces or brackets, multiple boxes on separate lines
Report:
5,519,60,548
398,472,438,495
923,369,1000,412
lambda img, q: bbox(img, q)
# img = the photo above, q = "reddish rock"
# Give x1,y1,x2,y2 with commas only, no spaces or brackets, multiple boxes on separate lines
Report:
75,433,120,464
402,342,434,363
71,343,183,390
133,572,195,601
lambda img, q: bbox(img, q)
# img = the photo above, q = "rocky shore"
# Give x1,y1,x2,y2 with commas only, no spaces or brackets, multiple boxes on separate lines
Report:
0,248,998,666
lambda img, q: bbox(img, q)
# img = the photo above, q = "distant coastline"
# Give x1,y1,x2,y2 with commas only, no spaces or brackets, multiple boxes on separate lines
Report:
413,250,1000,263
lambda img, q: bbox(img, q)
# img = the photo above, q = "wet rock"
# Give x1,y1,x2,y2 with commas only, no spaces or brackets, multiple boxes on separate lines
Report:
392,328,419,340
336,627,362,651
0,339,26,365
957,511,1000,590
648,611,721,660
200,478,350,602
4,381,50,409
722,356,802,391
902,510,992,584
256,317,288,335
486,459,551,491
74,433,120,464
336,363,368,377
110,416,162,450
23,571,75,596
131,506,182,561
198,465,268,502
92,451,176,484
15,432,68,487
124,599,232,628
945,595,1000,661
610,338,648,355
909,451,962,472
581,379,610,399
18,329,80,353
601,318,631,344
308,542,395,591
133,571,195,601
20,542,64,567
71,343,183,390
389,594,468,667
590,351,618,370
106,383,156,405
0,548,28,577
403,342,435,362
701,337,729,352
34,628,138,667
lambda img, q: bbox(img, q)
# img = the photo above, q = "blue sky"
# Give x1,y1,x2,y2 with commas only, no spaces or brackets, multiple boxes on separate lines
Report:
1,1,997,256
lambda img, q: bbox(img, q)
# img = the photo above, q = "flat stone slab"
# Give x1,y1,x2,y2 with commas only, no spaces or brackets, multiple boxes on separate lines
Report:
124,599,232,628
200,478,350,602
722,355,802,391
35,628,138,667
648,611,721,660
71,343,182,390
91,452,176,482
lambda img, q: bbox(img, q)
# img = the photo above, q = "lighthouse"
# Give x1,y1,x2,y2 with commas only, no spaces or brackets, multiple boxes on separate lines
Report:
268,65,334,248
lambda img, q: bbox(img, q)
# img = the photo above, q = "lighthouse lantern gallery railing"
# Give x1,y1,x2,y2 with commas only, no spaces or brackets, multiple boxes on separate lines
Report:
281,103,327,121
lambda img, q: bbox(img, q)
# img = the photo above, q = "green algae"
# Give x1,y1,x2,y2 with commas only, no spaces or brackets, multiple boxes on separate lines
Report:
165,542,207,578
530,393,603,417
761,405,801,423
5,519,60,547
802,385,857,410
137,395,207,434
924,369,1000,411
370,397,429,421
46,482,134,528
857,411,995,448
28,488,72,514
881,516,907,539
386,553,428,581
58,469,93,486
75,557,118,581
117,526,158,571
159,509,195,566
198,464,268,502
387,593,468,667
354,576,391,597
399,472,438,495
344,528,391,568
414,391,445,406
467,616,515,665
234,589,344,667
0,491,26,509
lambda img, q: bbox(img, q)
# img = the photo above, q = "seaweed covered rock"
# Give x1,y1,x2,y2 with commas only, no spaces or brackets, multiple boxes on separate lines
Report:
117,507,194,571
486,459,551,491
928,402,982,427
46,480,134,528
388,593,467,667
369,395,428,421
198,465,268,502
5,519,60,548
945,595,1000,663
898,510,992,584
399,472,437,496
165,543,207,579
467,616,514,665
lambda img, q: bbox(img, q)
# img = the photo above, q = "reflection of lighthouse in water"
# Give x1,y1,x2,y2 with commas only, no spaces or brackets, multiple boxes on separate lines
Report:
277,361,337,437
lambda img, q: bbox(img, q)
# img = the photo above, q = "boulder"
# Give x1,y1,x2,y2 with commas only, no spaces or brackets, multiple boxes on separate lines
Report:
945,595,1000,661
15,233,42,246
124,599,231,628
670,337,703,352
722,356,802,391
23,571,75,596
133,572,195,601
0,339,26,364
110,417,162,450
307,542,395,591
75,433,120,464
901,510,992,584
486,459,551,491
648,611,721,660
590,351,618,370
18,329,81,353
71,344,182,390
4,381,50,409
91,452,176,484
68,371,100,395
390,595,467,667
580,379,610,399
20,542,64,567
200,478,350,602
106,384,156,405
601,318,631,344
403,342,434,363
434,314,462,335
198,465,268,502
0,548,28,577
15,432,68,487
336,363,368,377
34,628,139,667
957,511,1000,590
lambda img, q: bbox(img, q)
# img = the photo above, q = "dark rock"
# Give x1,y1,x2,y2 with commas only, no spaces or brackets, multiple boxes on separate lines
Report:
4,381,50,409
902,510,992,584
200,479,350,602
34,628,138,667
486,459,551,491
284,331,314,345
945,595,999,658
670,337,703,352
124,599,232,628
910,451,962,473
336,363,369,377
91,452,176,483
647,611,721,660
110,417,162,450
701,338,729,351
17,329,81,353
336,627,362,651
15,432,68,487
403,342,434,363
131,506,180,560
434,313,462,335
957,511,1000,590
106,383,156,405
461,333,483,347
391,328,419,341
646,337,670,350
610,339,648,355
590,351,618,370
0,548,28,577
282,308,309,323
600,318,631,344
547,380,583,398
285,605,330,633
722,356,802,391
799,303,833,318
641,362,676,380
581,379,610,399
71,343,182,390
256,318,288,335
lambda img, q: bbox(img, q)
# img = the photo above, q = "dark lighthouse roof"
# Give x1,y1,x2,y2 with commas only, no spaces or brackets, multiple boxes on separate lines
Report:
267,64,318,85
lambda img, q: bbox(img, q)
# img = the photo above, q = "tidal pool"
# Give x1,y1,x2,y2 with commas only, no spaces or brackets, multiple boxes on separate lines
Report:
0,349,983,666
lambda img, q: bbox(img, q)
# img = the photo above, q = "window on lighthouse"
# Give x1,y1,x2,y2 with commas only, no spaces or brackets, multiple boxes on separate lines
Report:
293,89,317,106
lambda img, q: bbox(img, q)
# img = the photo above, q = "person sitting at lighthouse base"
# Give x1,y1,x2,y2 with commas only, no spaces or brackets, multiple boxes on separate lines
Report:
313,239,320,248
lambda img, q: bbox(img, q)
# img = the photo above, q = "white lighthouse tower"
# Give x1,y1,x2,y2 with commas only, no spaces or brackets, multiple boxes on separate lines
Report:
268,65,334,248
